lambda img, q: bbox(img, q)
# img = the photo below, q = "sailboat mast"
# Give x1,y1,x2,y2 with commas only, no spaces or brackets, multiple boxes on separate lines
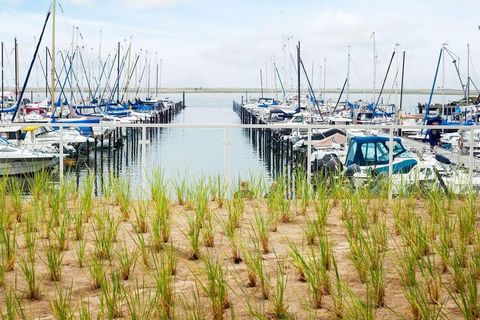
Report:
297,41,301,110
98,28,102,90
259,69,264,98
399,51,405,112
117,42,120,102
274,62,285,99
395,43,399,106
155,52,158,97
323,57,326,99
70,26,75,103
274,60,278,100
51,0,56,112
125,42,131,102
374,50,395,108
159,58,162,92
1,42,3,111
311,60,314,92
11,9,51,122
467,43,470,104
442,43,446,110
372,32,377,105
318,64,322,99
45,47,48,98
346,45,350,103
264,62,268,95
14,38,19,102
147,51,151,99
424,48,444,124
397,50,405,129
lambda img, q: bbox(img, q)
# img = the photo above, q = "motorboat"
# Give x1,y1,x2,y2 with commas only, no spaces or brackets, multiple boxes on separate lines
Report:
0,126,92,156
344,135,419,186
0,136,58,175
343,132,480,193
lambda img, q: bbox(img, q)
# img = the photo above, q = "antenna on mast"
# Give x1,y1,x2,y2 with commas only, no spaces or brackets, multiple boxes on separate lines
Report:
371,32,377,105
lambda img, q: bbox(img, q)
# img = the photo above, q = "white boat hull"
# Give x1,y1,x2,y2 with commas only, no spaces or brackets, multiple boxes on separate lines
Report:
0,156,58,175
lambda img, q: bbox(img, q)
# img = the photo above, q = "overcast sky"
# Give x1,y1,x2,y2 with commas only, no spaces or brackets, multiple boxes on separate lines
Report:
0,0,479,90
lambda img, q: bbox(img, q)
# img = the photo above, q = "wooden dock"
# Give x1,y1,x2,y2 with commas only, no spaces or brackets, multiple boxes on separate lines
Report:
70,100,186,176
233,101,306,180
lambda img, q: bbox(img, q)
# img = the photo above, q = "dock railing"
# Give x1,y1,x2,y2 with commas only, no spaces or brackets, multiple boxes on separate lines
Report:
2,122,479,189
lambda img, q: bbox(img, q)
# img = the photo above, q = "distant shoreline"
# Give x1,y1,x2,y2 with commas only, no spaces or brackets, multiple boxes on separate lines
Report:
139,88,466,95
4,87,467,95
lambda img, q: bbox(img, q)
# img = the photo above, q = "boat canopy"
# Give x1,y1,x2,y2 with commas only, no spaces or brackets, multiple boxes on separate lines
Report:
345,136,406,167
347,101,375,110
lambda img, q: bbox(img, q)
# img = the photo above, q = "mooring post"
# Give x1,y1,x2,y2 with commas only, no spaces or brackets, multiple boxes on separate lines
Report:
94,136,97,168
290,139,294,179
269,129,273,168
469,129,474,185
259,127,262,157
59,125,64,181
108,131,112,152
307,127,312,185
285,136,289,166
100,132,104,169
86,137,90,162
272,132,275,173
280,135,284,172
140,126,150,189
388,127,394,199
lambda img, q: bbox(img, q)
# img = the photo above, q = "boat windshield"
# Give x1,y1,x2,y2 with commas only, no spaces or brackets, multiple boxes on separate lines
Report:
291,116,303,123
392,140,407,158
38,127,55,135
0,137,9,145
360,142,390,165
345,140,357,166
0,137,14,148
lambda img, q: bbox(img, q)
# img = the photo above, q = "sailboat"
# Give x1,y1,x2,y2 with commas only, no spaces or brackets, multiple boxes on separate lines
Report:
0,4,58,175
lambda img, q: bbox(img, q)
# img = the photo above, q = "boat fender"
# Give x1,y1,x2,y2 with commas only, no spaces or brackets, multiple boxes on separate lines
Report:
435,154,451,165
345,164,361,177
324,156,343,174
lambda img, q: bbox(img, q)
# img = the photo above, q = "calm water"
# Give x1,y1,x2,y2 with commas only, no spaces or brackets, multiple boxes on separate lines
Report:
64,92,462,192
71,92,271,192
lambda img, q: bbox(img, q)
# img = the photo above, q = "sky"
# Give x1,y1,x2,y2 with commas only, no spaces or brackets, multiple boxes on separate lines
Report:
0,0,479,91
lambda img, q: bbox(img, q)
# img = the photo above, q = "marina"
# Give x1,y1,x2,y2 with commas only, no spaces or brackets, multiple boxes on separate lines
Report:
233,98,480,193
1,0,480,319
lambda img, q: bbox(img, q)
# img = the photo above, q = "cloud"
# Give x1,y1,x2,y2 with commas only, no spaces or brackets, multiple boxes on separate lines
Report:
121,0,182,9
0,0,21,4
0,0,479,90
63,0,95,5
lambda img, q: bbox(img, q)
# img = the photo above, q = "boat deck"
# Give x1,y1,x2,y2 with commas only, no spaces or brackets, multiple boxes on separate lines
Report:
403,138,480,171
